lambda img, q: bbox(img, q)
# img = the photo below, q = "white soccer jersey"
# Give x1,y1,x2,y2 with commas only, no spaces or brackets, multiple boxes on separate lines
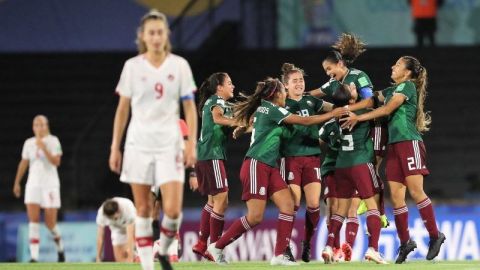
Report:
21,135,62,188
116,53,196,152
96,197,136,229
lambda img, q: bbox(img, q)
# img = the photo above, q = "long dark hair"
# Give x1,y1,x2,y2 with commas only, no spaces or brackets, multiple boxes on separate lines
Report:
234,78,283,126
197,72,229,116
401,56,431,133
324,33,366,66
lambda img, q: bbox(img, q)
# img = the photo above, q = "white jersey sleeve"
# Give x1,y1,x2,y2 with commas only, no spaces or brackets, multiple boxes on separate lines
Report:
116,61,133,98
121,198,136,224
96,207,107,227
179,58,196,98
48,136,62,156
21,140,29,160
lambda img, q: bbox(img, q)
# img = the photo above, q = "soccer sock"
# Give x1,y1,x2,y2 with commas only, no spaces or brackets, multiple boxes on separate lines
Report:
151,219,160,241
159,214,182,255
393,205,410,244
215,216,253,249
275,213,295,256
135,216,154,270
167,235,179,256
304,206,320,243
209,211,225,243
345,216,359,247
49,225,64,252
199,204,212,242
366,210,381,251
417,197,439,239
29,222,40,261
326,215,344,248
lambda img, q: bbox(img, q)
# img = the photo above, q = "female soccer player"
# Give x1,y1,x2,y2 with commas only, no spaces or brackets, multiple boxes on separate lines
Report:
109,10,197,270
192,72,235,260
96,197,136,262
12,115,65,263
342,56,445,264
319,85,386,265
279,63,335,262
207,78,345,266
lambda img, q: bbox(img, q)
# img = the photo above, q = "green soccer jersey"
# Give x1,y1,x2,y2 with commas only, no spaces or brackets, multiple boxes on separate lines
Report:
321,68,373,101
335,119,374,168
282,95,324,157
382,81,423,144
197,95,232,160
246,100,292,167
318,119,340,177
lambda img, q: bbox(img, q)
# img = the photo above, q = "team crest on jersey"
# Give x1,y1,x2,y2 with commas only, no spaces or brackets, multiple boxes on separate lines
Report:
168,74,175,81
259,187,266,195
306,100,313,108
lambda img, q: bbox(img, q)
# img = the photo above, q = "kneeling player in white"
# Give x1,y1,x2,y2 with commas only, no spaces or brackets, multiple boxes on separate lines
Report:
13,115,65,262
96,197,136,262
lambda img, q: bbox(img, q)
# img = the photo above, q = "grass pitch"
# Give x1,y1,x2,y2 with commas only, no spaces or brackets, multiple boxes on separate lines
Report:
0,261,478,270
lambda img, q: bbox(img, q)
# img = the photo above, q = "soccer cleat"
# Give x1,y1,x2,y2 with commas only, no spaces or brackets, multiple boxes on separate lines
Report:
333,247,344,262
364,247,388,264
169,254,179,263
395,239,417,264
192,240,214,261
426,232,446,260
301,240,311,263
380,215,390,228
341,243,352,262
158,255,173,270
321,246,334,264
283,244,295,262
207,243,228,265
29,259,38,263
357,200,368,215
58,251,65,262
270,254,300,266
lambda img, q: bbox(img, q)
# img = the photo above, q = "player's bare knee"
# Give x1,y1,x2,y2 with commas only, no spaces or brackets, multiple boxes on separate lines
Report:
247,211,264,225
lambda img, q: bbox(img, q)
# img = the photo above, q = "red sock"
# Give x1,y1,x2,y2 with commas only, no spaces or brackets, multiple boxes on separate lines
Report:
209,211,225,243
304,207,320,243
215,216,252,249
275,213,294,256
417,197,439,238
326,214,344,248
366,210,381,251
393,205,410,244
198,204,212,242
345,216,359,247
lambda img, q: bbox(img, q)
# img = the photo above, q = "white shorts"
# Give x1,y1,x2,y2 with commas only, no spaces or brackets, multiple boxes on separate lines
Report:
110,227,127,246
24,185,61,208
120,146,185,187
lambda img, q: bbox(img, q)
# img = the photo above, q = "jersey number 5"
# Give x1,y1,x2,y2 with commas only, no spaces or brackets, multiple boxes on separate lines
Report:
155,83,164,99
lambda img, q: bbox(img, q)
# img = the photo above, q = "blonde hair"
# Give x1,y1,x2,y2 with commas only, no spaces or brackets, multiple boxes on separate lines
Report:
401,56,431,133
135,10,172,54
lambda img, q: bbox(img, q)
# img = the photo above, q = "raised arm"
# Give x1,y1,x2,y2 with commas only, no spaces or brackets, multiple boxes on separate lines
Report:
342,93,405,129
308,88,326,98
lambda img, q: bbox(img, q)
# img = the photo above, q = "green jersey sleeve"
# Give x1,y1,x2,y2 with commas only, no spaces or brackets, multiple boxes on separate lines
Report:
394,81,416,101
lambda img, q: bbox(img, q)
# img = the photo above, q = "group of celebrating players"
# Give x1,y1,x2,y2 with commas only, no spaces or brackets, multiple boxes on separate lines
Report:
12,9,446,270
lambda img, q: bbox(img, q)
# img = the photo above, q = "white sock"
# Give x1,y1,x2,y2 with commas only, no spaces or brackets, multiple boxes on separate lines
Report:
29,222,40,261
159,213,182,255
167,237,179,256
135,216,154,270
49,226,64,252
